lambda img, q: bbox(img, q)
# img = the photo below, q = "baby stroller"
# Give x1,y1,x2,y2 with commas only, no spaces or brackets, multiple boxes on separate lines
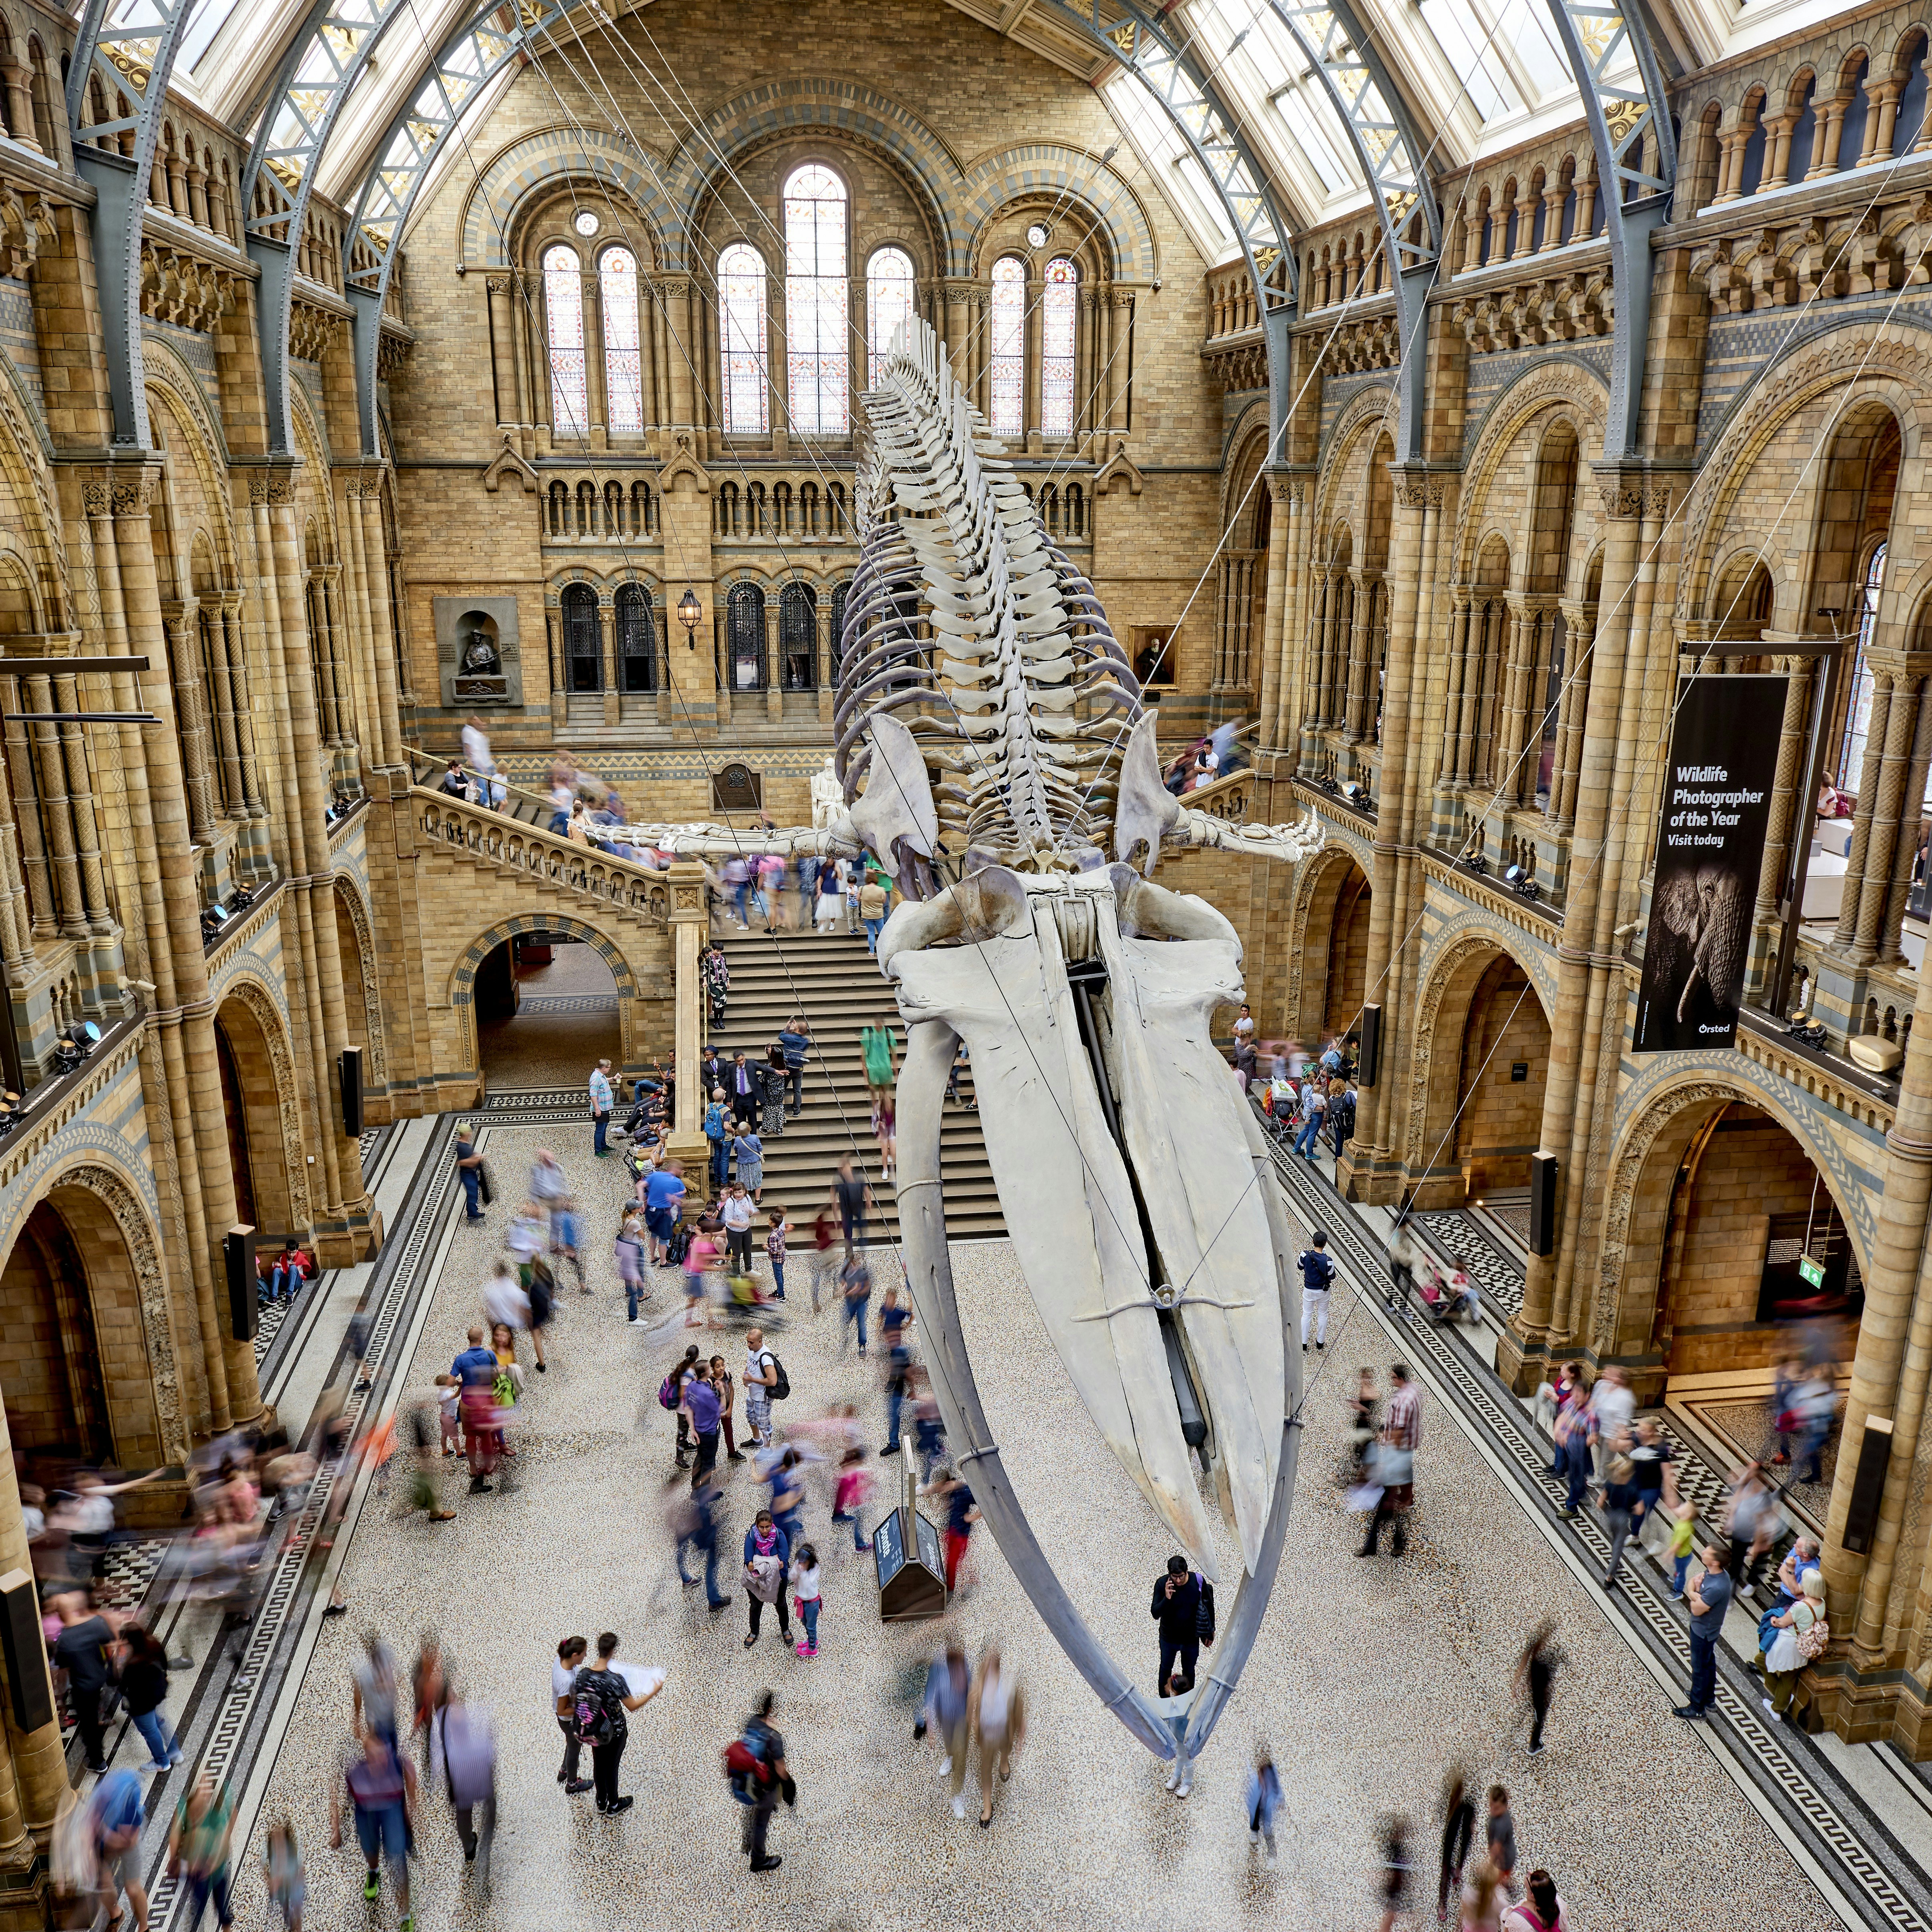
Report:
1415,1261,1477,1326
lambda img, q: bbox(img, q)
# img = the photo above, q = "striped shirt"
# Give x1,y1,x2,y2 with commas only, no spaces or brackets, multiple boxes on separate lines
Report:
1385,1382,1422,1451
588,1069,613,1113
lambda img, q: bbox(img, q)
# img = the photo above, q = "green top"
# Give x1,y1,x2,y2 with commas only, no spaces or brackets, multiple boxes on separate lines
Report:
861,1023,897,1086
175,1788,231,1875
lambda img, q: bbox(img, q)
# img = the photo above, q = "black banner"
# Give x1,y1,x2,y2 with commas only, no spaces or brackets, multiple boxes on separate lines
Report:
1632,673,1788,1054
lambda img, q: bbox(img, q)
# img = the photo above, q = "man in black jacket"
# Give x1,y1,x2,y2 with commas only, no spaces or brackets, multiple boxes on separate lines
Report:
1151,1553,1214,1698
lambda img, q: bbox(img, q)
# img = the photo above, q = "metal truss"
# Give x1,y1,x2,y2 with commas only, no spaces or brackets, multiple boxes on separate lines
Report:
1539,0,1678,459
240,0,413,455
1266,0,1444,463
339,0,600,456
1036,0,1301,447
66,0,210,447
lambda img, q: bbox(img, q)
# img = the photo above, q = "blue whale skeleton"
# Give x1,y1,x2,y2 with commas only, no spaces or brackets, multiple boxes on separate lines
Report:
636,322,1325,1778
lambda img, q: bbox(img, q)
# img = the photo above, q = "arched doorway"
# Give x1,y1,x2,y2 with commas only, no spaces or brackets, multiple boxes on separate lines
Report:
214,989,298,1238
1294,851,1373,1045
477,933,622,1091
1614,1095,1862,1382
1406,938,1551,1206
0,1179,165,1469
1452,955,1552,1200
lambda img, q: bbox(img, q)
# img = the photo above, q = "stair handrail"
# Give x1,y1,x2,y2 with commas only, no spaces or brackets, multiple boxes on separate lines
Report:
404,744,560,830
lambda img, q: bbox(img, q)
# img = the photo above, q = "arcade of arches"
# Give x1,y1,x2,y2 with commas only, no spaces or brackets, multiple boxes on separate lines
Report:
7,0,1932,1916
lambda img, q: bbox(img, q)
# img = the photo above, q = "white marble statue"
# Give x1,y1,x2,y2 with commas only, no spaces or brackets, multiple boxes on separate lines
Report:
809,755,843,830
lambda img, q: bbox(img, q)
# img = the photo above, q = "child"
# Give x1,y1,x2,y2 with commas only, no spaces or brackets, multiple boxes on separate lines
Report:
832,1447,875,1553
1486,1786,1517,1901
264,1816,305,1930
435,1373,461,1457
765,1206,790,1301
789,1541,823,1657
1667,1500,1697,1599
683,1226,719,1330
616,1211,647,1325
710,1355,746,1463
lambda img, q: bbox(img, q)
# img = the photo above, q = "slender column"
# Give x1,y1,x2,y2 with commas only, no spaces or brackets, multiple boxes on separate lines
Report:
51,661,110,931
355,489,405,769
1438,594,1471,782
1810,94,1849,177
666,861,708,1170
1880,684,1932,962
18,672,83,937
1344,572,1373,741
163,604,219,845
1763,113,1795,191
105,469,244,1427
1868,78,1902,165
1104,291,1130,435
0,63,34,151
0,728,30,964
1023,266,1043,445
1500,475,1647,1388
1494,603,1533,800
1713,131,1749,204
1848,670,1922,961
660,277,696,429
219,596,265,817
321,569,357,755
1539,184,1566,249
1836,670,1896,949
338,490,385,772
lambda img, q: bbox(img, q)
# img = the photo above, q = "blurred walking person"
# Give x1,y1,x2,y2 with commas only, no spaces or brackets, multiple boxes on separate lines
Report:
1245,1743,1283,1871
263,1819,305,1931
1515,1621,1564,1756
969,1646,1024,1828
1437,1767,1476,1920
918,1643,973,1819
728,1691,792,1872
121,1620,184,1771
169,1770,235,1932
1501,1871,1570,1932
1378,1815,1413,1932
431,1688,498,1877
330,1730,415,1926
1359,1364,1421,1559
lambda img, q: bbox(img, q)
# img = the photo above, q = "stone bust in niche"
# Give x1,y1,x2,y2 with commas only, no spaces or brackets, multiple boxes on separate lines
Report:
453,613,510,703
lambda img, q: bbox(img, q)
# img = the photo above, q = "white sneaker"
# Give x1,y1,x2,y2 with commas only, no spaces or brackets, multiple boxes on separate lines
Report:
1174,1773,1192,1799
1164,1762,1181,1792
628,1317,641,1327
1264,1851,1277,1872
938,1756,951,1779
952,1795,966,1819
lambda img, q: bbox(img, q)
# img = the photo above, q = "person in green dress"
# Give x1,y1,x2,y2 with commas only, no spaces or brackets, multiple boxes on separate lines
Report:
860,1021,898,1184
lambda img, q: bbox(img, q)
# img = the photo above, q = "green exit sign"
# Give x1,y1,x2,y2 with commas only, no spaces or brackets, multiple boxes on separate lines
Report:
1798,1254,1826,1290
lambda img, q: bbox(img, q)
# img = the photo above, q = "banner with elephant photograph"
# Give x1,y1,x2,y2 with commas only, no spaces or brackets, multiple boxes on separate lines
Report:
1633,673,1788,1055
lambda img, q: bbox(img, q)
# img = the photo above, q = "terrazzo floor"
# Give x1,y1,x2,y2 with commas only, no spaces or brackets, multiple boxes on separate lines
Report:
230,1117,1837,1930
479,944,623,1091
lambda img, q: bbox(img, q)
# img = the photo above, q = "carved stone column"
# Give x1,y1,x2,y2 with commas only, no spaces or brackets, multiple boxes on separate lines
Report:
161,601,219,846
659,277,696,430
1439,592,1472,784
5,662,82,937
1846,668,1924,961
1343,570,1375,742
1551,599,1594,829
600,602,620,726
49,659,109,933
1836,669,1897,950
219,596,265,818
0,64,35,153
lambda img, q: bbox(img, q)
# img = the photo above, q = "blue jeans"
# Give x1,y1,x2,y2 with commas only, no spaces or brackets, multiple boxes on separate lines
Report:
833,1504,868,1550
842,1293,869,1350
626,1277,644,1320
679,1533,725,1606
594,1111,610,1156
734,881,750,924
799,1597,820,1649
884,1388,903,1450
181,1865,232,1931
460,1167,481,1218
1671,1551,1691,1595
1294,1118,1321,1160
549,811,570,835
710,1139,729,1187
864,917,885,955
132,1707,176,1765
1688,1631,1718,1711
770,1260,785,1300
1564,1436,1592,1511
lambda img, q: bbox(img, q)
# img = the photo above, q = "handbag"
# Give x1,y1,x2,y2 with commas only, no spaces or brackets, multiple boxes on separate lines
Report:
1797,1613,1830,1662
477,1162,494,1206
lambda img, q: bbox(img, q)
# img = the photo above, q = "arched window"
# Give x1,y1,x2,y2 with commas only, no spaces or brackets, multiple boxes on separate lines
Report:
867,246,916,389
719,243,769,435
600,248,643,435
727,584,767,692
989,256,1025,438
784,165,849,435
544,245,587,436
1838,542,1886,785
560,584,601,692
1041,257,1077,437
780,582,817,690
616,583,656,692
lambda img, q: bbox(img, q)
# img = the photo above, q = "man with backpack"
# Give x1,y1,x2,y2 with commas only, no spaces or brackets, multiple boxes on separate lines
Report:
1299,1232,1337,1351
564,1631,660,1816
724,1690,792,1872
743,1328,782,1447
1150,1552,1215,1708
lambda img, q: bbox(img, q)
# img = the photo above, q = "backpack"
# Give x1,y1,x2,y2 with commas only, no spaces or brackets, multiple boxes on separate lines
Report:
766,1353,791,1402
724,1735,774,1805
666,1223,693,1266
658,1369,684,1411
572,1669,622,1746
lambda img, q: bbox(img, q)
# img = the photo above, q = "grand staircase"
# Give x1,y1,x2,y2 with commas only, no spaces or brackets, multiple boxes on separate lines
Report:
708,922,1006,1243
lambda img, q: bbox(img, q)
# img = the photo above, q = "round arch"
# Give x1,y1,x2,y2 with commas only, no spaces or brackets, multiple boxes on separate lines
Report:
1401,927,1555,1200
333,874,388,1098
448,912,640,1080
1285,844,1374,1039
0,1161,184,1467
214,977,311,1238
1593,1073,1868,1382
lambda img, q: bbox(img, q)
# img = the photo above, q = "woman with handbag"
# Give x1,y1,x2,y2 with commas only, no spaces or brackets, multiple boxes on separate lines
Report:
1760,1568,1828,1719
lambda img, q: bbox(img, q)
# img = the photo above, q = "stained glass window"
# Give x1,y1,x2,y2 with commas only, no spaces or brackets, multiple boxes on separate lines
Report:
867,247,915,389
784,165,849,435
989,255,1025,438
719,242,769,436
1839,542,1885,786
544,244,587,437
1041,257,1077,437
600,248,643,435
